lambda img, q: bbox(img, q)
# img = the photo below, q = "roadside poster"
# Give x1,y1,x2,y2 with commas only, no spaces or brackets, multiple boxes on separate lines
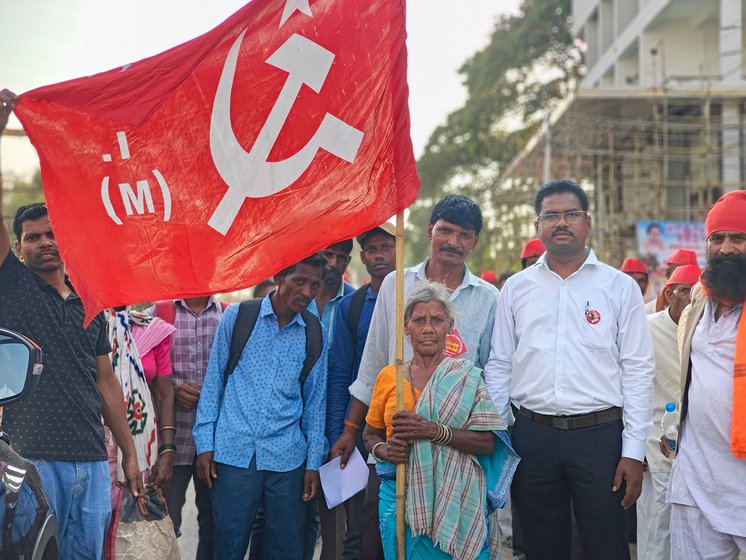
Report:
636,220,706,299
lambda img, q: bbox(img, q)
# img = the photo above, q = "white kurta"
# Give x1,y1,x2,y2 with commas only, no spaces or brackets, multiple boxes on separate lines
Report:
637,309,680,560
644,309,680,473
668,300,746,538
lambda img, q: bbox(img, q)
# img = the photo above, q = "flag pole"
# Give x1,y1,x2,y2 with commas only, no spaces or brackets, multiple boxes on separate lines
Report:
394,210,406,559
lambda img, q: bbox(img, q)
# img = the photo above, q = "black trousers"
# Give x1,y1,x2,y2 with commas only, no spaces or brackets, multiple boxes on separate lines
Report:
163,462,214,560
511,414,629,560
360,464,384,560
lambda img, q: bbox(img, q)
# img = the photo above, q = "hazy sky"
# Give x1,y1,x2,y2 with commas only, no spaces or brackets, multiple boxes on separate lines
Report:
0,0,521,179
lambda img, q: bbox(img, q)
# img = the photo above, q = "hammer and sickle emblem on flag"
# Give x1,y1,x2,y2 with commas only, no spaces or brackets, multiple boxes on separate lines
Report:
208,30,365,235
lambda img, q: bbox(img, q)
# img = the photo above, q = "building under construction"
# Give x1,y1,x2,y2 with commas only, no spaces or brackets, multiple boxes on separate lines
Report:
497,0,746,268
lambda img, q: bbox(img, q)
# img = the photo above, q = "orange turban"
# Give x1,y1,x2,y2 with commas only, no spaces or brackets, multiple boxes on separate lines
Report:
705,190,746,237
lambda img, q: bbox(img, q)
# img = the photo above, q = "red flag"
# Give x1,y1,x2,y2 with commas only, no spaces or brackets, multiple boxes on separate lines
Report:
14,0,419,323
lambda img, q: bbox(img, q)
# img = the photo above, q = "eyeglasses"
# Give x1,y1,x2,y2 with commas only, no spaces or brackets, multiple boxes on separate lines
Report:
537,211,587,224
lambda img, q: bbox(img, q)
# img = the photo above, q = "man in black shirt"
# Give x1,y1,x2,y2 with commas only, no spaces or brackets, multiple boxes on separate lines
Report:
0,193,145,557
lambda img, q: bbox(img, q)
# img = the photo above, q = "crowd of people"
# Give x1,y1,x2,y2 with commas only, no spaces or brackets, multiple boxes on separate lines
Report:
2,87,746,560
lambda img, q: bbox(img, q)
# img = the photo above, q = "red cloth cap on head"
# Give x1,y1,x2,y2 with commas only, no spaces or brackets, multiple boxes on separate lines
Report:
620,258,648,274
666,264,702,288
666,249,698,266
705,190,746,237
521,239,545,259
481,270,497,283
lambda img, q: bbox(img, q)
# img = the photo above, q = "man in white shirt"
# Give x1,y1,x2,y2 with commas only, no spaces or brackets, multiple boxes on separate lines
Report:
485,179,655,560
666,190,746,558
334,195,499,464
637,264,699,560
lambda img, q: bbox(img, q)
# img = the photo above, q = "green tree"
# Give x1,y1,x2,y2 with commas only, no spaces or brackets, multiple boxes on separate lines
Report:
1,169,44,236
410,0,582,272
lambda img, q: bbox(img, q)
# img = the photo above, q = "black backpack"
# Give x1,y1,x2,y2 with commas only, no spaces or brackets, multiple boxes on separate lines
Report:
223,299,323,393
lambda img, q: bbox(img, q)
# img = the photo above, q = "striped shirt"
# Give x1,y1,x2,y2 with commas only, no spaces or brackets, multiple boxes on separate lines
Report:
148,298,224,465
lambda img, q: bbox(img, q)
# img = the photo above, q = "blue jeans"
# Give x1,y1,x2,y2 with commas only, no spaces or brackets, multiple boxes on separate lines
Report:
250,500,319,560
33,460,111,560
212,458,306,560
304,499,320,560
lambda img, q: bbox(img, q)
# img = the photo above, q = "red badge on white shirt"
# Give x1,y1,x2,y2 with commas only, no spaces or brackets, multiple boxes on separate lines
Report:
585,301,601,324
443,328,468,357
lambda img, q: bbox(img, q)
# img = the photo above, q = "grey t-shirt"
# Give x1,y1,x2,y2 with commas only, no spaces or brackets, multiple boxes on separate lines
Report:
0,251,110,461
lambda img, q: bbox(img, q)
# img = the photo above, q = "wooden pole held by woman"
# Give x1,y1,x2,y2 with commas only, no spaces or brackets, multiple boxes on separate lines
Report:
394,211,406,559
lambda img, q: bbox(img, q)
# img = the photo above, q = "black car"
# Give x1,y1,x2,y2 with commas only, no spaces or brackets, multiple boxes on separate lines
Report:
0,328,58,559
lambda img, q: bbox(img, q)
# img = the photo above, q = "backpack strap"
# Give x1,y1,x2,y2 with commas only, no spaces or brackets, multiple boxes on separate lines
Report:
154,300,176,325
347,285,368,359
298,309,323,388
223,299,262,386
222,301,323,398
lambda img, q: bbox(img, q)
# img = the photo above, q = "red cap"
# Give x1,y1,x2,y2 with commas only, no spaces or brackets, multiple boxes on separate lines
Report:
666,249,698,266
666,264,701,288
705,190,746,237
620,258,648,274
481,270,497,283
520,239,545,259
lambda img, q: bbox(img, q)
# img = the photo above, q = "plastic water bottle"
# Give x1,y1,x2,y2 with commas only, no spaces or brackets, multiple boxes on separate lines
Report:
661,402,678,455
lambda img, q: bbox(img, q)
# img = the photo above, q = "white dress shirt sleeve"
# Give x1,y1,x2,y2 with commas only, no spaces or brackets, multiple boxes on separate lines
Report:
616,279,655,461
484,281,516,425
476,288,500,370
349,272,393,405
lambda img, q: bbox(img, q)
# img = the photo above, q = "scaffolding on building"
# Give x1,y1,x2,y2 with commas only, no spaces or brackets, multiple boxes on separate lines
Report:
495,86,745,268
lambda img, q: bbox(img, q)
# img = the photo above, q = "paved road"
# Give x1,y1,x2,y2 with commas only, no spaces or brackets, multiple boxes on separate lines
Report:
176,480,322,559
174,480,635,560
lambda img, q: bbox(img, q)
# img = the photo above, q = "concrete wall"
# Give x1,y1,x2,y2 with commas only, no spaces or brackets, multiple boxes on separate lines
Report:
641,20,720,87
617,0,639,36
578,0,670,87
617,40,640,86
574,0,601,35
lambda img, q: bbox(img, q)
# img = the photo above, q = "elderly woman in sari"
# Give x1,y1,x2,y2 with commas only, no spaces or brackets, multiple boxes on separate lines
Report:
363,282,518,560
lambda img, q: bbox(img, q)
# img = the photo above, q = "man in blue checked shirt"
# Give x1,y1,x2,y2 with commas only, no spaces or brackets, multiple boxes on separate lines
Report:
194,253,329,560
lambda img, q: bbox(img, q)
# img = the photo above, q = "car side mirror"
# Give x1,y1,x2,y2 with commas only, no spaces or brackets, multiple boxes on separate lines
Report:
0,329,43,407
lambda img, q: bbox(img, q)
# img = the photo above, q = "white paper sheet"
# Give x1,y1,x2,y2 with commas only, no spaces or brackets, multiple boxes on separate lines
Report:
319,447,369,509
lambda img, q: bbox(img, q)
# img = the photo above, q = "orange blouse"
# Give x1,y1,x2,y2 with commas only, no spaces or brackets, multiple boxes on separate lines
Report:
366,365,421,440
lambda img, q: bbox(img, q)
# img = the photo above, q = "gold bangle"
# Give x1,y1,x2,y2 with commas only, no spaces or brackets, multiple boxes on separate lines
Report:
371,441,386,462
159,448,176,456
442,425,453,445
431,423,441,443
159,426,176,432
431,423,452,445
